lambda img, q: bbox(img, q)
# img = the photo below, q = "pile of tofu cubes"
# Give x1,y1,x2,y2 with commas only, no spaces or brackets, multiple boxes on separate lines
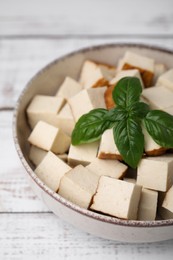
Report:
27,51,173,221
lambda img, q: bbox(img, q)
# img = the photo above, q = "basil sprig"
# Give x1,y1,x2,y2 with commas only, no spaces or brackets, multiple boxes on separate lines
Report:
72,77,173,168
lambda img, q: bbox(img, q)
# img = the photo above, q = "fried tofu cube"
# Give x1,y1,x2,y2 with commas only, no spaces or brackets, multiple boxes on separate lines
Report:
138,188,158,220
119,51,154,87
142,125,167,156
142,86,173,109
79,60,115,88
97,129,122,160
68,141,99,167
90,176,142,220
58,165,99,208
137,155,173,192
110,69,144,88
153,63,167,84
28,121,71,154
56,77,83,99
57,103,75,136
35,151,71,192
156,68,173,91
26,95,65,129
68,87,107,121
86,158,127,180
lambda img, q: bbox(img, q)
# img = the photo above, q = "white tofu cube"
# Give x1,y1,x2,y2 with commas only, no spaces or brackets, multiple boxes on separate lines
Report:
29,145,47,166
142,86,173,109
28,121,71,154
86,158,127,180
68,141,99,167
137,155,173,192
142,125,166,156
160,186,173,219
68,87,107,121
162,106,173,115
156,68,173,91
119,51,154,87
56,77,83,99
35,151,71,192
153,63,167,84
57,103,75,136
26,95,65,129
79,60,115,88
97,129,122,160
110,69,144,88
58,165,99,208
138,188,158,221
162,186,173,213
90,176,142,220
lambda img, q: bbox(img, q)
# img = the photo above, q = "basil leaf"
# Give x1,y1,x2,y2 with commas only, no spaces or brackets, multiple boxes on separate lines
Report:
107,106,128,122
144,110,173,148
112,77,142,108
129,102,150,119
72,108,112,145
113,118,144,168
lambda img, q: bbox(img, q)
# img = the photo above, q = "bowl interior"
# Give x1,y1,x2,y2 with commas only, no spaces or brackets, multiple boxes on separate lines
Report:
14,43,173,226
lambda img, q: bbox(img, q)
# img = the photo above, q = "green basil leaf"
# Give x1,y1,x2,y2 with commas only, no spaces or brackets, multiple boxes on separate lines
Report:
113,118,144,168
144,110,173,148
112,77,142,108
72,108,112,145
129,102,150,119
107,106,128,122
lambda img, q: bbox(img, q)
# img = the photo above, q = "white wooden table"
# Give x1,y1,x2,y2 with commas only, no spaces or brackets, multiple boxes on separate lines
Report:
1,0,173,259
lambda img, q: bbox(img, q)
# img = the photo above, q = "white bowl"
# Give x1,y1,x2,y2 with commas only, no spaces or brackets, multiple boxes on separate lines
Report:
13,43,173,243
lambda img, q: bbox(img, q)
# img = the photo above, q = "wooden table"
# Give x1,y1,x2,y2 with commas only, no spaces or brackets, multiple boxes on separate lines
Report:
1,0,173,258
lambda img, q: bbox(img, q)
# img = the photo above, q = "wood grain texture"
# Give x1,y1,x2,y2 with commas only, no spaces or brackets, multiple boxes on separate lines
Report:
0,213,173,260
0,0,173,36
0,38,173,108
0,111,49,213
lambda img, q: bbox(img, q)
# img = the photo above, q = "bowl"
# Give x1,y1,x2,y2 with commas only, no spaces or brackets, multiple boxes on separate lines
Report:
13,43,173,243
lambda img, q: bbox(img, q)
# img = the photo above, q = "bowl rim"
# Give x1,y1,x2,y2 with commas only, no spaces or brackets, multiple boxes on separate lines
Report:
13,42,173,228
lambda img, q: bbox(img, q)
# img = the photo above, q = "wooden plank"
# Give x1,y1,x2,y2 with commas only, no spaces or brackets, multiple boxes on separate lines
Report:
0,0,173,36
0,111,49,212
0,37,173,108
0,212,173,259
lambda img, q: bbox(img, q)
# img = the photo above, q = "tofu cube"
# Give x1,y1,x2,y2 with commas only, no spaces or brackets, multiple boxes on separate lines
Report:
142,125,167,156
110,69,144,88
68,87,107,121
35,151,71,192
104,85,115,110
26,95,65,129
79,60,115,88
119,51,154,87
90,176,142,220
153,63,167,84
162,106,173,115
56,77,83,99
86,158,127,180
97,129,122,160
156,68,173,91
138,188,158,221
137,155,173,192
28,121,71,154
57,103,75,136
68,141,99,167
58,165,99,208
142,86,173,109
160,186,173,219
29,145,47,166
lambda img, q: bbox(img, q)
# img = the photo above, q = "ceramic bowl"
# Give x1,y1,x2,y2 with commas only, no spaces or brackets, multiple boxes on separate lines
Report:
13,43,173,243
